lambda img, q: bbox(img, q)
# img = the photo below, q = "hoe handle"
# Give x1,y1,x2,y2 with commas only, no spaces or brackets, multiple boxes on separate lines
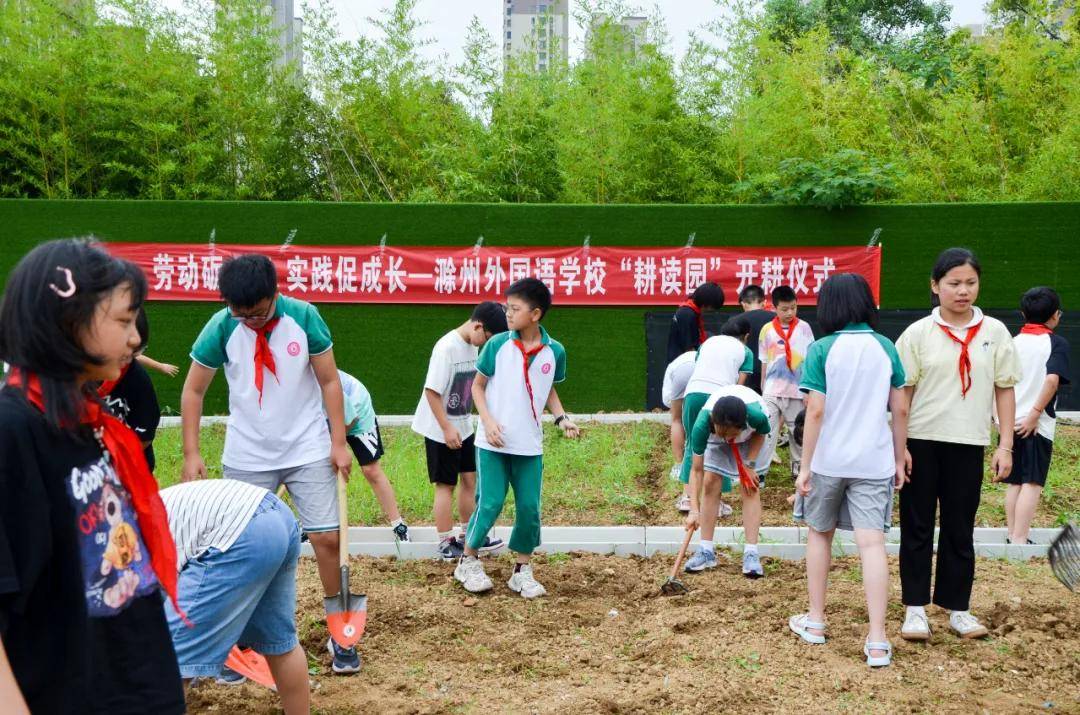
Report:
670,529,695,580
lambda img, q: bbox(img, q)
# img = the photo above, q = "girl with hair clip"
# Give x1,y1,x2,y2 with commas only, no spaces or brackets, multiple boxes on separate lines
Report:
895,248,1021,641
0,239,184,714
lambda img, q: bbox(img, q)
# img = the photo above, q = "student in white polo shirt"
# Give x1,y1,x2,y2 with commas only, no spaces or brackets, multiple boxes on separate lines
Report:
178,254,358,674
674,316,754,513
682,383,774,578
662,350,695,482
454,278,580,599
787,273,909,668
895,248,1021,642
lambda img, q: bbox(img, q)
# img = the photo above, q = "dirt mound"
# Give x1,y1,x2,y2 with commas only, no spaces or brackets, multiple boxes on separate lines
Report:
186,553,1079,714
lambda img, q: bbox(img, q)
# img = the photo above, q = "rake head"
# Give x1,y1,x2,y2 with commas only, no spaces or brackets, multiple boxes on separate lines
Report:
1048,523,1080,592
660,576,690,596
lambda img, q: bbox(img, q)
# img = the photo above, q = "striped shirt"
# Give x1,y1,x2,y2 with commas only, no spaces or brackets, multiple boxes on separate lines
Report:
159,480,268,571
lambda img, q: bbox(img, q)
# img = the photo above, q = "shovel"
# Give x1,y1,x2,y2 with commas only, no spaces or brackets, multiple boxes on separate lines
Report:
660,528,695,596
225,646,276,689
324,472,367,649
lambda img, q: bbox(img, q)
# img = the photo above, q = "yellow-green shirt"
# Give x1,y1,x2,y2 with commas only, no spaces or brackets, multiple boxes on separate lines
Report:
896,308,1021,446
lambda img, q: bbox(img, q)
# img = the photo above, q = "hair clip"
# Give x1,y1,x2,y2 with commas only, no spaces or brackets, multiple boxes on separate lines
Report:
49,266,76,298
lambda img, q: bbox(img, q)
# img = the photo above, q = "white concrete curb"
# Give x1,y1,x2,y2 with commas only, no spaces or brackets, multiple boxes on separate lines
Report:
158,412,672,428
299,525,1060,561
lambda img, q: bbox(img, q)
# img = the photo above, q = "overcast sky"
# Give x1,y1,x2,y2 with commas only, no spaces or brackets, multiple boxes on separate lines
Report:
325,0,991,66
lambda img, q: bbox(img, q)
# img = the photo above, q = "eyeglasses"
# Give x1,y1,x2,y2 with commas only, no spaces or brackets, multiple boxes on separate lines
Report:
229,297,276,323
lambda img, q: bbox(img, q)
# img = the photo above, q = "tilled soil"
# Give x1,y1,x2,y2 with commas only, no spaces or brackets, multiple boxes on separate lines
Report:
186,552,1080,714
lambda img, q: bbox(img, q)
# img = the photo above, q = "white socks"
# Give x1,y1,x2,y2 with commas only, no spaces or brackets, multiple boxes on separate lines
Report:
700,539,714,551
437,529,455,543
744,544,759,556
391,518,404,528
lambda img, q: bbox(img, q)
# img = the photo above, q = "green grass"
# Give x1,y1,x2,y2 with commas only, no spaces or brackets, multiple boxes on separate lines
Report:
153,421,1080,527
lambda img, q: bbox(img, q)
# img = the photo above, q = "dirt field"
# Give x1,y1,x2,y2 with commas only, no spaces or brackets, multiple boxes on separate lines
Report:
186,552,1080,714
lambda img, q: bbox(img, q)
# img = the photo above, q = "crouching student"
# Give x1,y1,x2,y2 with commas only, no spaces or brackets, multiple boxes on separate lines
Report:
683,385,774,578
161,479,309,714
788,273,909,668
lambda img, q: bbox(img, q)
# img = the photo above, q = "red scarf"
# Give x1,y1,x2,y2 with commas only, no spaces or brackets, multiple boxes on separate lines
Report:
513,338,546,424
97,362,131,397
7,369,184,618
680,299,707,345
937,320,983,398
728,438,758,491
771,317,799,371
252,317,281,407
1019,323,1053,336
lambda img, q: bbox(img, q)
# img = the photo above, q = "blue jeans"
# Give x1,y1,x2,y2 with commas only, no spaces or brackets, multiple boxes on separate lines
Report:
165,493,301,678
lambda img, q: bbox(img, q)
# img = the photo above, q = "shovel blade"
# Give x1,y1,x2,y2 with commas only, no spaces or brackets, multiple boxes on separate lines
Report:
224,646,276,689
324,592,368,648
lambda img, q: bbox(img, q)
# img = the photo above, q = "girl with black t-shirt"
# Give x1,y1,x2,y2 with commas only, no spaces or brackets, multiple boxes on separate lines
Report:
0,239,184,714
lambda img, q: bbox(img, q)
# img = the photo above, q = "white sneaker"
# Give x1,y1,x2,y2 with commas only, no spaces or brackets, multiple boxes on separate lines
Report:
718,501,733,519
675,494,691,512
507,564,547,599
949,611,989,639
454,557,493,593
901,609,931,641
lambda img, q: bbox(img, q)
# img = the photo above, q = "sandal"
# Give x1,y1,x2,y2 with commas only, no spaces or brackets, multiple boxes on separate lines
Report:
788,614,826,644
864,639,892,667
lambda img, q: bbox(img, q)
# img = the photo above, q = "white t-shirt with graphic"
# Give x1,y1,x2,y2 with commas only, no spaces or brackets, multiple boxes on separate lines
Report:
412,330,480,443
190,295,333,471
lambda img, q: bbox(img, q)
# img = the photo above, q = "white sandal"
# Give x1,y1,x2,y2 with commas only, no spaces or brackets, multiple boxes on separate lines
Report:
788,614,826,644
864,639,892,667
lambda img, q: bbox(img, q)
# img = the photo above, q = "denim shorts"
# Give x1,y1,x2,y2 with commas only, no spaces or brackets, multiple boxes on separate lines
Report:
164,493,301,678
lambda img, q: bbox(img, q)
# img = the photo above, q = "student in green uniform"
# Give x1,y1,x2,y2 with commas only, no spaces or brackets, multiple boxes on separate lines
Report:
454,278,580,599
683,385,774,578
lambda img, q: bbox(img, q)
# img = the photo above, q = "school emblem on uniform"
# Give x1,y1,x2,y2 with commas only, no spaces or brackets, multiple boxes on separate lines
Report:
287,341,301,356
541,363,552,375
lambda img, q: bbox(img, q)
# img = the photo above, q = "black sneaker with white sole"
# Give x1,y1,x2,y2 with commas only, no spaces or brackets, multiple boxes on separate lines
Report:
438,537,465,561
477,535,504,554
215,665,247,686
393,522,410,542
328,637,361,674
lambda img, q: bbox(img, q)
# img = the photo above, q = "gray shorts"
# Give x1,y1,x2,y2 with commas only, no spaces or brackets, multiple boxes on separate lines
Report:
702,437,775,490
801,473,894,533
223,458,337,533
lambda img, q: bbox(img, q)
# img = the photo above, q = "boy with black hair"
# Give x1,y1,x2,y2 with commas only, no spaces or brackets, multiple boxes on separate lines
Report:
667,281,725,364
454,279,580,598
179,253,360,674
1002,286,1070,545
100,308,162,471
759,285,815,479
738,284,775,394
412,301,509,560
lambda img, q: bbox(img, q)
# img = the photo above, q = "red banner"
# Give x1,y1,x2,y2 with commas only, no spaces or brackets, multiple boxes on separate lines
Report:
103,243,881,306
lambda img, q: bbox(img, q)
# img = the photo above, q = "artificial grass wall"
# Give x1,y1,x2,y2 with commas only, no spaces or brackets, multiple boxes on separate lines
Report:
1,200,1077,413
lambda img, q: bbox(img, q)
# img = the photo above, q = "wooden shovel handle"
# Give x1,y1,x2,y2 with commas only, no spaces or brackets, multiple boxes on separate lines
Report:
337,473,349,567
670,529,695,580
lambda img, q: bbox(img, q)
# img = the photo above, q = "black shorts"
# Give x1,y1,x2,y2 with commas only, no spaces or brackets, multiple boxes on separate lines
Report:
1003,432,1052,487
424,434,477,486
346,418,385,466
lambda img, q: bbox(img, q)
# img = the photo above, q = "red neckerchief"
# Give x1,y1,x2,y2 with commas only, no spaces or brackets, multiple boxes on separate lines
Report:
771,317,799,371
1020,323,1053,336
7,369,185,620
512,337,546,424
728,438,757,491
251,317,281,407
937,320,983,398
97,362,132,397
680,299,706,345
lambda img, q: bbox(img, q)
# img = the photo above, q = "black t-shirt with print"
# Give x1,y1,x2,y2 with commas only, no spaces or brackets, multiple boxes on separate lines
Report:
0,388,183,714
103,362,161,471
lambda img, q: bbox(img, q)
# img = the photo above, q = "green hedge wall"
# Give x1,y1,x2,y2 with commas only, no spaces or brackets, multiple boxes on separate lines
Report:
2,200,1077,414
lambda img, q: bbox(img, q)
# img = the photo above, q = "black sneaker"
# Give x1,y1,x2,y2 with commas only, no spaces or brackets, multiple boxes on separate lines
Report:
478,535,505,555
327,637,361,674
215,665,247,686
393,522,410,542
438,537,465,561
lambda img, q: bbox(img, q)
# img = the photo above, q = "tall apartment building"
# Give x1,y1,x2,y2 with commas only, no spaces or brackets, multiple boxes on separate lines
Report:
502,0,570,73
587,13,648,56
268,0,303,74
